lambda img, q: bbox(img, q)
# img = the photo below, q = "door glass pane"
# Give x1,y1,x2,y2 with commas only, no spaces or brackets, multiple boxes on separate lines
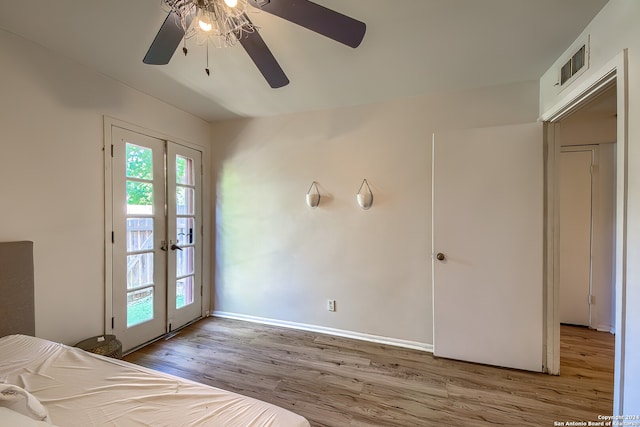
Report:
176,276,194,309
176,187,194,215
127,288,154,327
127,253,154,289
127,181,153,215
127,218,154,251
126,144,153,179
176,155,193,185
176,217,195,245
176,246,194,277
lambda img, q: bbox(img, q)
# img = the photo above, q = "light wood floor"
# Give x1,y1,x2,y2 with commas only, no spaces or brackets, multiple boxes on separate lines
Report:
124,318,614,426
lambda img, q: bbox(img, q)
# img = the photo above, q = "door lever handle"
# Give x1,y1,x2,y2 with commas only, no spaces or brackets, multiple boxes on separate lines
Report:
171,243,183,251
160,241,168,252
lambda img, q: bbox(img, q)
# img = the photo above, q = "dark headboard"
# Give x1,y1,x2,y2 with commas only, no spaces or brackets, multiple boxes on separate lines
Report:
0,241,35,337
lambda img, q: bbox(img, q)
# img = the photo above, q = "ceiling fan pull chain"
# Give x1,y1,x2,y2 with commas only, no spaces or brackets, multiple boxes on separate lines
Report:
182,38,188,56
205,41,210,76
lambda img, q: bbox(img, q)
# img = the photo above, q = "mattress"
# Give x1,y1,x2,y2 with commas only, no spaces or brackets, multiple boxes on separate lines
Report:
0,335,310,427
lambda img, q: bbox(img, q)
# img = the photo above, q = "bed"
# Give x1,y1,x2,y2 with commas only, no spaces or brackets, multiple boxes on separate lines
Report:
0,241,310,427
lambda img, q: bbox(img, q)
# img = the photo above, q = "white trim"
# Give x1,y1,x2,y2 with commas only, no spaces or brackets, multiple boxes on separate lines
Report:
431,132,437,354
213,311,434,353
542,122,559,374
541,54,619,122
103,117,114,335
594,324,614,334
103,116,209,152
612,51,628,416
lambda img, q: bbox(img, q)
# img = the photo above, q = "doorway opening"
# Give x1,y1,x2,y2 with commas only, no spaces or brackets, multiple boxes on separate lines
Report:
550,84,618,418
556,85,617,333
544,64,626,414
553,86,618,411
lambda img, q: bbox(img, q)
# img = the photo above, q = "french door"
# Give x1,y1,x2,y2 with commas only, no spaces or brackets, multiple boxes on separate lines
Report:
110,126,202,352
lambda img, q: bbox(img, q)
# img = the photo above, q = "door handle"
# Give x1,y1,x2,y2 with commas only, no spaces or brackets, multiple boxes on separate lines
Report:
171,243,183,251
160,241,168,251
436,252,446,261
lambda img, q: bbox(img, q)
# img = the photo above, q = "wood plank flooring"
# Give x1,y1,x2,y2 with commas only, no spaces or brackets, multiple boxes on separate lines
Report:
124,318,614,426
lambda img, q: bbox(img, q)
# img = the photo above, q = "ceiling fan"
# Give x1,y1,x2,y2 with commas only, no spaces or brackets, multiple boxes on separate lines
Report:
143,0,367,88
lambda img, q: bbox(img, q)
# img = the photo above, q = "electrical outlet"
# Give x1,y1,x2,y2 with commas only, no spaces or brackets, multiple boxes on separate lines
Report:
327,299,336,312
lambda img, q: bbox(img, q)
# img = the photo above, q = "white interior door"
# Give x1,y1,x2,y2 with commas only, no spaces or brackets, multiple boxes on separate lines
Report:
559,149,593,326
110,128,203,352
432,123,543,372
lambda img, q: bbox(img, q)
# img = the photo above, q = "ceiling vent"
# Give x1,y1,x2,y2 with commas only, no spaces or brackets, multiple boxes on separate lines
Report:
559,37,589,88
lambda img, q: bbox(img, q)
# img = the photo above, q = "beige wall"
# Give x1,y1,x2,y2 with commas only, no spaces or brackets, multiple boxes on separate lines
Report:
540,0,640,414
209,81,539,347
0,29,210,345
556,115,616,147
0,21,539,352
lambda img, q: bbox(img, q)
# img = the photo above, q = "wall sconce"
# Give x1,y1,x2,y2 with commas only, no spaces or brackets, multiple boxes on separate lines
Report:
306,181,321,208
356,179,373,210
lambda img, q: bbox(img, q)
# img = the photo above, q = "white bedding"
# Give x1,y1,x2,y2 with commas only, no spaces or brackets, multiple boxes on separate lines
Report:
0,335,310,427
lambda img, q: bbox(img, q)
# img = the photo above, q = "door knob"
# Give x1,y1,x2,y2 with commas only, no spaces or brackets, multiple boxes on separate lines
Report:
436,252,446,261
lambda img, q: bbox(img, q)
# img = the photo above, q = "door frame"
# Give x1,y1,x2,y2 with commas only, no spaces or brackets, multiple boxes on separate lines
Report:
540,51,627,414
103,116,211,347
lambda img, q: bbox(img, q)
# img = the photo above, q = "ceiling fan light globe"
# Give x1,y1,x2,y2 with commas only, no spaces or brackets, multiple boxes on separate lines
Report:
224,0,238,8
198,16,213,32
198,20,213,32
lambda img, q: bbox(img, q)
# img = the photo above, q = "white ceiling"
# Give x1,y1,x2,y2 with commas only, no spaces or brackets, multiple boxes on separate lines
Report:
0,0,608,122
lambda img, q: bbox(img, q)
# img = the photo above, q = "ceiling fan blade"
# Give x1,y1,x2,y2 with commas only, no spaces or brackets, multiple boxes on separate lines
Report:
249,0,366,48
238,19,290,88
143,11,191,65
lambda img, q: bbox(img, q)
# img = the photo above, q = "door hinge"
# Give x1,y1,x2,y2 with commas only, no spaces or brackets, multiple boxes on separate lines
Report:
111,144,114,157
111,231,115,243
200,285,203,297
589,295,595,305
111,317,114,329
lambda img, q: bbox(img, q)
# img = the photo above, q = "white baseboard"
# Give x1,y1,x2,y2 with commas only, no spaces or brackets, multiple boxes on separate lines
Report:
212,311,433,353
595,324,615,334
